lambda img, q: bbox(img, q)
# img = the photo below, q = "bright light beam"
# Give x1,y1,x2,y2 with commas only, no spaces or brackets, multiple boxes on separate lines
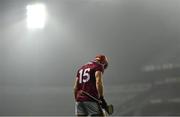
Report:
26,3,46,29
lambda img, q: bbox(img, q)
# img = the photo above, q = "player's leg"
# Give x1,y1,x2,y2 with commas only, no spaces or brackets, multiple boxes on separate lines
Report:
75,102,88,116
83,101,104,116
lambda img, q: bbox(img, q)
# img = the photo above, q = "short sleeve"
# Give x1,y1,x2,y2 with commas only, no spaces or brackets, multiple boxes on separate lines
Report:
76,69,80,78
95,64,104,73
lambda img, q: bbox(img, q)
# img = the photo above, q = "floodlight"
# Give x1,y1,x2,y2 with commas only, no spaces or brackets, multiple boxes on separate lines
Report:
26,3,46,29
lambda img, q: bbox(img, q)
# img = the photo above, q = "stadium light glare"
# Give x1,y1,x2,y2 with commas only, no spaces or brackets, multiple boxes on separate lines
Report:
26,3,46,29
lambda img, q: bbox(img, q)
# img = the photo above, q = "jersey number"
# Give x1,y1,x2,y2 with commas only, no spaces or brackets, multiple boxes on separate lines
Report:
79,68,90,83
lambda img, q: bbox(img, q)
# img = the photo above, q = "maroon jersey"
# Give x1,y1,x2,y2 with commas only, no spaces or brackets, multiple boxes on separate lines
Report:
75,61,104,102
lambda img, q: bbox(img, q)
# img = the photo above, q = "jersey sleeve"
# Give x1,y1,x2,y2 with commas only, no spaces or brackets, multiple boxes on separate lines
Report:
76,69,80,78
95,64,104,73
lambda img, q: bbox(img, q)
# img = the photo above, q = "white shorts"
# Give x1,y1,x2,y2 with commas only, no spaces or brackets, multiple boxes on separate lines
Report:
75,101,103,116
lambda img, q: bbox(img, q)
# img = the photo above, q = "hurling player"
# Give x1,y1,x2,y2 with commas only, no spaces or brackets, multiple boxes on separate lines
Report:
74,54,109,116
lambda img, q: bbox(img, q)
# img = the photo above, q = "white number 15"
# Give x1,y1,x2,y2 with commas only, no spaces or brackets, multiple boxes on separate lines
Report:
79,68,90,83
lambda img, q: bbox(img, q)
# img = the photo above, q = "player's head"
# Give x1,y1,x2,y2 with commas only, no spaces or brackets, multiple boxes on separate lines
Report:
95,54,108,69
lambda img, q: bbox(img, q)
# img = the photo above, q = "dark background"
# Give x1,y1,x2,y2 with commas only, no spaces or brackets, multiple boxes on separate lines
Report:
1,0,180,115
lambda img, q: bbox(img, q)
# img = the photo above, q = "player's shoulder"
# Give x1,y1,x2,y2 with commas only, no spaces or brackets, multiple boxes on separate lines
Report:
78,61,103,70
91,61,104,72
80,61,99,70
83,61,94,68
78,61,92,70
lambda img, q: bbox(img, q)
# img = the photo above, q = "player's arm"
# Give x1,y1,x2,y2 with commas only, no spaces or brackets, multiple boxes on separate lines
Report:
73,77,78,99
95,70,108,110
95,71,104,98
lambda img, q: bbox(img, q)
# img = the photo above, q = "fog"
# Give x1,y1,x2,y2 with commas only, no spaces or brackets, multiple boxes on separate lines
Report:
1,0,180,115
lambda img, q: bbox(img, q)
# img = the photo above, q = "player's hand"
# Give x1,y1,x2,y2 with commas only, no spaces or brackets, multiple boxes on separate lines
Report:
99,96,108,109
